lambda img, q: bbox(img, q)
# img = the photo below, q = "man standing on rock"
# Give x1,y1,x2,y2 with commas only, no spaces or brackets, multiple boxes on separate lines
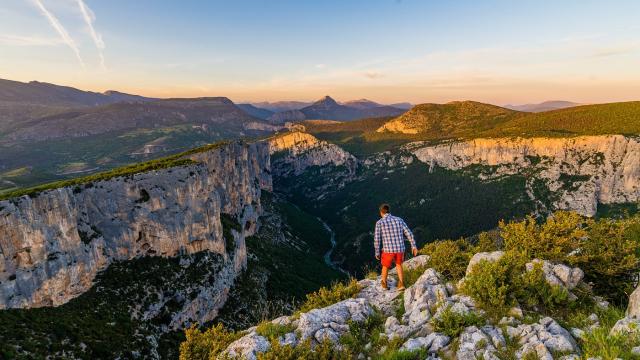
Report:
374,203,417,291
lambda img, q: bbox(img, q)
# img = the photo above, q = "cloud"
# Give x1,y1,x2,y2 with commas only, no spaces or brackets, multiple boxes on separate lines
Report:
363,71,384,79
30,0,84,68
591,43,639,58
0,34,63,46
76,0,106,70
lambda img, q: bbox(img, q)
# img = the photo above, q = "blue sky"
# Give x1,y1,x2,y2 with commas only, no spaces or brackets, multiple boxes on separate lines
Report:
1,0,640,104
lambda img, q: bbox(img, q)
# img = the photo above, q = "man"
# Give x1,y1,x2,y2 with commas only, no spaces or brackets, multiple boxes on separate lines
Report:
374,203,417,291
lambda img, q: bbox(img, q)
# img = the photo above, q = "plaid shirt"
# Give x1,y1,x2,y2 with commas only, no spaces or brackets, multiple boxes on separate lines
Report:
374,213,417,256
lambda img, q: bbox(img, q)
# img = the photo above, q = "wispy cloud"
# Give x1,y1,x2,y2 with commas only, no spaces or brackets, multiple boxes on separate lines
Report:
30,0,84,68
0,34,63,47
76,0,106,70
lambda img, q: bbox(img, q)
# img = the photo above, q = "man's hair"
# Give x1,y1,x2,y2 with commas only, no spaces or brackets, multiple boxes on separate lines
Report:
379,203,390,214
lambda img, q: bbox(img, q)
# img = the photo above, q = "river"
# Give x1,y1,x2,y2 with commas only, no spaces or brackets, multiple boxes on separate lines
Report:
317,217,350,276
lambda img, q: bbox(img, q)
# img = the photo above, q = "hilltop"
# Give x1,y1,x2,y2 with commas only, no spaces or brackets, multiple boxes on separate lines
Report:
377,100,517,136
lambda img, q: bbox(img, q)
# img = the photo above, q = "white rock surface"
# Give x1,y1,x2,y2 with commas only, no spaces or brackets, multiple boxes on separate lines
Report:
410,135,640,216
507,317,579,358
0,141,271,319
466,251,505,275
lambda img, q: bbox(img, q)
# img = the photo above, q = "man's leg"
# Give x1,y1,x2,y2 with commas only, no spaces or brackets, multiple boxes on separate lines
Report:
396,262,405,289
381,265,389,289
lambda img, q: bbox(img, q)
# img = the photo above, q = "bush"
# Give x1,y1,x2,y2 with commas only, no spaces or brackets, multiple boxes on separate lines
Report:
179,324,240,360
516,262,570,312
431,305,484,338
340,311,384,356
297,278,361,313
499,212,640,305
500,212,586,262
461,255,520,319
420,239,474,281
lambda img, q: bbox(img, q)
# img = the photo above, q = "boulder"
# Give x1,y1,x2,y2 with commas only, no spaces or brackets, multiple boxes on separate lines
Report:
507,317,579,358
223,333,270,360
456,325,505,360
627,283,640,318
296,298,374,343
466,251,505,275
401,332,450,353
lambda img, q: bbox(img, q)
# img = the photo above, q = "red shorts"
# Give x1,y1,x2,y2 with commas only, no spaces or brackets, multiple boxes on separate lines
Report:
380,252,404,268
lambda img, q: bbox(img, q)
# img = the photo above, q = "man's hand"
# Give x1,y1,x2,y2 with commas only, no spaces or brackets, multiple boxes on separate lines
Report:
375,255,380,260
412,248,418,257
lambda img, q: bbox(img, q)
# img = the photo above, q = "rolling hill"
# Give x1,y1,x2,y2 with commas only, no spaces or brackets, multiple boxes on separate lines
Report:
237,103,274,120
504,100,581,112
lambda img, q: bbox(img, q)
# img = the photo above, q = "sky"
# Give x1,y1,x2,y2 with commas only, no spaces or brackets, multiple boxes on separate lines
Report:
1,0,640,105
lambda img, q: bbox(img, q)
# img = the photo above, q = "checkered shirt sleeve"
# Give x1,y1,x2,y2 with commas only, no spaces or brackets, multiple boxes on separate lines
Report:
374,214,416,256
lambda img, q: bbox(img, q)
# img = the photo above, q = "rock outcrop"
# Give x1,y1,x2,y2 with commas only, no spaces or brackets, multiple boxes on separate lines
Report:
268,131,357,176
410,135,640,216
0,141,272,315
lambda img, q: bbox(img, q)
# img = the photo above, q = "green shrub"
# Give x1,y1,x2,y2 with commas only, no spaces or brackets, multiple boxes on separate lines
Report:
516,262,570,312
339,310,385,356
431,305,484,338
461,255,521,319
255,321,294,341
499,212,640,305
179,324,240,360
297,278,361,313
500,212,586,263
420,239,474,281
580,326,640,359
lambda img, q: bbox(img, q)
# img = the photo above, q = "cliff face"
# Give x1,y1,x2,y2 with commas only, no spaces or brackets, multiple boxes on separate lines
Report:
410,135,640,216
0,141,272,315
268,131,357,176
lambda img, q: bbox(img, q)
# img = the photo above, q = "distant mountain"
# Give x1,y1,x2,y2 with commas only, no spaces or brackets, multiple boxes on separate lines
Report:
0,78,153,107
103,90,156,104
295,95,405,121
341,99,383,109
389,102,413,110
237,103,274,120
251,101,312,113
504,100,581,112
3,97,264,143
267,109,306,124
378,100,517,135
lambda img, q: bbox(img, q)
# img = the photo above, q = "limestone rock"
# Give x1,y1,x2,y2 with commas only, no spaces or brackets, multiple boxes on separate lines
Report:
466,251,505,275
507,317,579,358
410,135,640,216
296,298,374,343
627,283,640,318
0,141,271,319
224,333,270,360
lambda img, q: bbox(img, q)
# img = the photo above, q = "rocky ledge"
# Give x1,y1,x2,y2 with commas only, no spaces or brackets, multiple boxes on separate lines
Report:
217,254,640,359
0,141,272,316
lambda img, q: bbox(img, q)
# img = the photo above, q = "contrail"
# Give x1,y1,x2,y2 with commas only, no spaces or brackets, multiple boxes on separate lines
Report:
76,0,106,70
31,0,85,68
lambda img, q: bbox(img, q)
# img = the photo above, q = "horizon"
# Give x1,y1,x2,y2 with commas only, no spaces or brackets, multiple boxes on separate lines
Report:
2,1,640,104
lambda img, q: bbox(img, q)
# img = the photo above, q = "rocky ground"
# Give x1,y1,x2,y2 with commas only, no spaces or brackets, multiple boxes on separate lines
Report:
213,254,640,359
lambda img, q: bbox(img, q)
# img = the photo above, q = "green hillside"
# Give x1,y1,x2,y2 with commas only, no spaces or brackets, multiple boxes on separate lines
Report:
304,101,640,155
483,101,640,137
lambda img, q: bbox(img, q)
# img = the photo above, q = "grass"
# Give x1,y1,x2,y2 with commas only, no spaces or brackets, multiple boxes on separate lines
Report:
297,278,361,314
255,321,295,341
431,305,485,338
0,141,228,200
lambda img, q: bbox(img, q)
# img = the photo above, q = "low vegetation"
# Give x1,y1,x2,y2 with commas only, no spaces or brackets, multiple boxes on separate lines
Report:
431,305,485,338
297,278,361,314
179,324,243,360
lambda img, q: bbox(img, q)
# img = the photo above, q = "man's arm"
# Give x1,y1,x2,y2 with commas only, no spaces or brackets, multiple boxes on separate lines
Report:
402,220,417,254
374,222,382,258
